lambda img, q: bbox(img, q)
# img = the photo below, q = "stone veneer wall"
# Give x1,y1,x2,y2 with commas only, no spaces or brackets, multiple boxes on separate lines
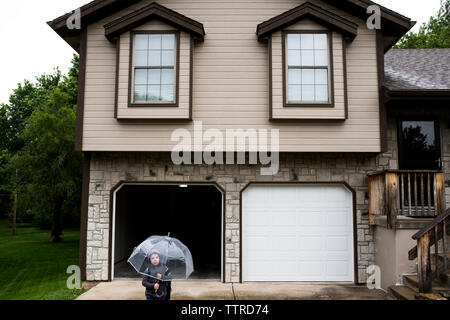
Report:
86,121,399,282
83,109,449,283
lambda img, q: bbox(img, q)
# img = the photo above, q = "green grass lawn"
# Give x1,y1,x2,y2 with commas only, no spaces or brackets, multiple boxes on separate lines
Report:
0,219,85,300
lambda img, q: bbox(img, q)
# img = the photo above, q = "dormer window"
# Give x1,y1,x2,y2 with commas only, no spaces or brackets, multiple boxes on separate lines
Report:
102,1,204,119
257,2,358,119
131,32,178,105
286,32,331,105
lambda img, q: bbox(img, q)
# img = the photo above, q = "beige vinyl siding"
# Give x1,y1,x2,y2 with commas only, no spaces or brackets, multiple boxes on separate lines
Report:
83,0,380,152
271,19,346,119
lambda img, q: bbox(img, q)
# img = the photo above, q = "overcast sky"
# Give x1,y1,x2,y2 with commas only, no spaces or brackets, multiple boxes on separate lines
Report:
0,0,443,105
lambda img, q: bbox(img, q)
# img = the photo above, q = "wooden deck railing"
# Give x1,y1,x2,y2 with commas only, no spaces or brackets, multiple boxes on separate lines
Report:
408,209,450,293
368,170,445,228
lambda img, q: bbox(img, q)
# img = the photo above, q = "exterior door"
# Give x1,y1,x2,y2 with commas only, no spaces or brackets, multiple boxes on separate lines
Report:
398,119,442,170
242,184,354,282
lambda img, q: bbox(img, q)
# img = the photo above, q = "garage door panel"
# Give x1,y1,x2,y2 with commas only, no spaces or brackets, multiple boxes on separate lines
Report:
275,260,301,280
243,185,354,282
296,188,322,201
268,186,299,197
326,236,350,251
247,261,272,277
270,227,300,236
326,226,352,235
297,252,325,260
323,188,349,201
298,211,322,226
246,211,272,226
326,261,352,277
270,253,299,262
271,235,298,251
247,236,271,251
297,226,326,236
272,213,299,226
299,236,323,251
245,188,270,203
246,227,272,237
326,251,352,259
299,261,324,277
327,213,350,227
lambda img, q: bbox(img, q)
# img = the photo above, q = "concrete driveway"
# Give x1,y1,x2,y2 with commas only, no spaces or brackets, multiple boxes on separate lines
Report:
76,279,388,300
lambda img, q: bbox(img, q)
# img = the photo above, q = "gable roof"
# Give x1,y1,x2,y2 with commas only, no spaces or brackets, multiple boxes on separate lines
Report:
384,49,450,99
256,2,359,41
48,0,414,52
104,2,205,41
321,0,413,31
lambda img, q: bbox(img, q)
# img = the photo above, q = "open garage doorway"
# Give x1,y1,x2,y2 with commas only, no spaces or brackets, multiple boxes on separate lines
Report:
112,183,223,281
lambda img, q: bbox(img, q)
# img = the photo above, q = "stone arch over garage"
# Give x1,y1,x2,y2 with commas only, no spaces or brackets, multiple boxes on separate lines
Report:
109,181,225,281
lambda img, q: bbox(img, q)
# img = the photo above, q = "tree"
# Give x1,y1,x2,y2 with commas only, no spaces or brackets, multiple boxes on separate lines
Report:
8,89,83,242
1,71,62,152
394,0,450,48
0,54,82,240
0,55,78,152
0,149,11,220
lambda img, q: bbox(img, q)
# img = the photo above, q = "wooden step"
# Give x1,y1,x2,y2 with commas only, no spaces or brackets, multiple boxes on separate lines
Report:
439,291,450,299
403,274,420,290
388,285,417,300
415,293,448,300
403,274,450,293
389,285,448,300
439,271,450,287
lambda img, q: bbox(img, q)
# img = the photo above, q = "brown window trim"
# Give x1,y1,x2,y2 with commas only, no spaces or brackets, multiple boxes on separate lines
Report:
376,29,388,152
75,27,87,151
127,30,180,108
282,30,335,108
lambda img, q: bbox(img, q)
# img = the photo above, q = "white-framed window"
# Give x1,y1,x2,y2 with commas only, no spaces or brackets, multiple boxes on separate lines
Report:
132,32,177,104
286,32,331,104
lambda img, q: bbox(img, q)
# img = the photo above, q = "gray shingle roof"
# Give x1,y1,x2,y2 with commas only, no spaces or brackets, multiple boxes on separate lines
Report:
384,49,450,91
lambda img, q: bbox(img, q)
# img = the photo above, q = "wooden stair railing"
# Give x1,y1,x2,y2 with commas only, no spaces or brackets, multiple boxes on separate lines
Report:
408,208,450,293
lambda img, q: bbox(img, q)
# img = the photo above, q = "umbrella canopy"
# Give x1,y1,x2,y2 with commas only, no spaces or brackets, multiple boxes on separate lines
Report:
128,235,194,280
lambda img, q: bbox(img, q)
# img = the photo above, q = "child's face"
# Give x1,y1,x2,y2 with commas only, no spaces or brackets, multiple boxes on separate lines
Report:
150,254,160,266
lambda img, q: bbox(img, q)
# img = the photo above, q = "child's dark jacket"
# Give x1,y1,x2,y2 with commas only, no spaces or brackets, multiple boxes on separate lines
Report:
142,264,172,300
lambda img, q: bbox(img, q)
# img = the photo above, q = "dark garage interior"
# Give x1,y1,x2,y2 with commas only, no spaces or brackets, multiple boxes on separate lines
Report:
113,184,222,280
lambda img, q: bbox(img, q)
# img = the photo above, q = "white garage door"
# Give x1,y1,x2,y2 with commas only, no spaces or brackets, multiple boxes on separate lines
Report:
242,184,354,282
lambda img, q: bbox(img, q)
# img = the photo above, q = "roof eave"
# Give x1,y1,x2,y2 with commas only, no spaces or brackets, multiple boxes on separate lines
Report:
383,86,450,101
104,2,205,41
47,21,82,52
256,2,359,41
48,0,415,53
321,0,413,31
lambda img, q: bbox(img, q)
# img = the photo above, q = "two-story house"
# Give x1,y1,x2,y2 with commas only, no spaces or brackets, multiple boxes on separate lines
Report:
48,0,450,293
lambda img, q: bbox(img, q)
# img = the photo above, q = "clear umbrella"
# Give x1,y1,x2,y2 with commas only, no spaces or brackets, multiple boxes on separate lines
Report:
127,235,194,281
